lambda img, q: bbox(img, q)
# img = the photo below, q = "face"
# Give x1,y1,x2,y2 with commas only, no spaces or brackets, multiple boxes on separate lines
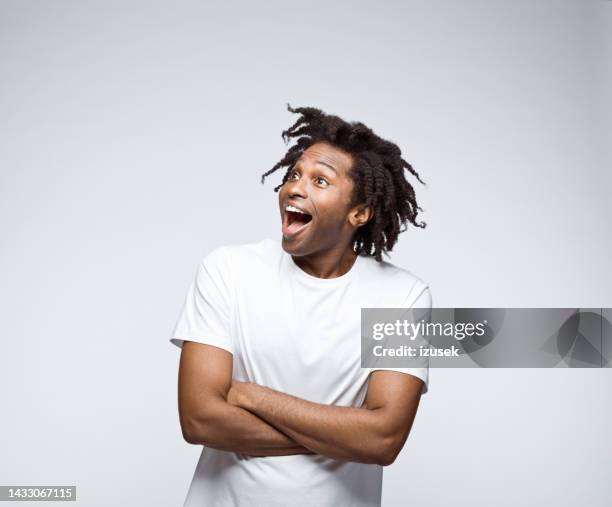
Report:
278,142,372,257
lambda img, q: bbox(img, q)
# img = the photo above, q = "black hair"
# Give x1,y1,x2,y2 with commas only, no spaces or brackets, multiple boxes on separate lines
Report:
261,104,426,262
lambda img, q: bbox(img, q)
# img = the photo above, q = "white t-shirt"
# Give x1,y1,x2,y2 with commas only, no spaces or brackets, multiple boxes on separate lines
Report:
169,238,431,507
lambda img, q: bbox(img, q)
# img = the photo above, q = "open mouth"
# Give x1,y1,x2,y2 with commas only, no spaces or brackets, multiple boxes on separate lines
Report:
282,206,313,238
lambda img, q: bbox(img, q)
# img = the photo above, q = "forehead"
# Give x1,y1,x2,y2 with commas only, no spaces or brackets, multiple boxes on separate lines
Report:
296,142,353,174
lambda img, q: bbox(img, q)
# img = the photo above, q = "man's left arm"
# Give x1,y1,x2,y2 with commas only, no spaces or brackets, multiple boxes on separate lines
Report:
227,370,423,466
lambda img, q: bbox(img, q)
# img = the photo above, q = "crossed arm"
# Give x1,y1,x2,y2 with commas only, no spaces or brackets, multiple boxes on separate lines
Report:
177,341,423,466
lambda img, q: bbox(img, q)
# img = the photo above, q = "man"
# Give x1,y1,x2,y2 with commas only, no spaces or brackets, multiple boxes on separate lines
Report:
169,104,432,506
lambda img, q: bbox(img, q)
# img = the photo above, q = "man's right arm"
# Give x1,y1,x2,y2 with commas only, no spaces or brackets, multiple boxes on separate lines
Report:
177,341,313,456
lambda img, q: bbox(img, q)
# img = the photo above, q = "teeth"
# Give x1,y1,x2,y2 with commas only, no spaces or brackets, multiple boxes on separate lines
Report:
285,204,307,214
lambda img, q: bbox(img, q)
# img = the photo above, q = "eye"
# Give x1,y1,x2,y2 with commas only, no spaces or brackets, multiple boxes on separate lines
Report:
315,176,329,187
288,169,300,180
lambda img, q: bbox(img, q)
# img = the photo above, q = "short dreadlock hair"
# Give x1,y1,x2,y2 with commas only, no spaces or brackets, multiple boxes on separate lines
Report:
261,104,427,262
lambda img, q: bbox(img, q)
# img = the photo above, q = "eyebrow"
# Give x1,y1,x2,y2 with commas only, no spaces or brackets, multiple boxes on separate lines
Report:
315,160,337,173
295,159,337,174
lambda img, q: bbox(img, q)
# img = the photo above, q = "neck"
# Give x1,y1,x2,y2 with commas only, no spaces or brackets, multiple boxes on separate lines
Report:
292,245,358,279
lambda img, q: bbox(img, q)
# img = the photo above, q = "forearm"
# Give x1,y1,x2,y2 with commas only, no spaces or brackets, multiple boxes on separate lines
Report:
232,383,390,464
186,399,312,456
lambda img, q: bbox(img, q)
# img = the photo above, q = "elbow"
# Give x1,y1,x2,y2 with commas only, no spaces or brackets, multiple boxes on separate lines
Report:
179,396,227,445
376,450,398,467
180,413,215,445
373,435,403,467
180,416,204,444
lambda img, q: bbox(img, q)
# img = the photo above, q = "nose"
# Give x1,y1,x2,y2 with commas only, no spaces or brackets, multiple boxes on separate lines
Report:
286,173,308,199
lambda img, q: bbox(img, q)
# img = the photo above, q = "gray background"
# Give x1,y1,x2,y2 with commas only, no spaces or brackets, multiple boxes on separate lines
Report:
1,1,610,506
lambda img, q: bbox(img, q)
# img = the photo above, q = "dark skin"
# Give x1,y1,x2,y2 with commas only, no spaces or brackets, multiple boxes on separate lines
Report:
278,141,373,278
177,142,425,466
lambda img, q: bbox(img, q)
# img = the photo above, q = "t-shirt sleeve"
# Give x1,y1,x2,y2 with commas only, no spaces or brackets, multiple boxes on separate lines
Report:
169,246,234,354
369,281,432,395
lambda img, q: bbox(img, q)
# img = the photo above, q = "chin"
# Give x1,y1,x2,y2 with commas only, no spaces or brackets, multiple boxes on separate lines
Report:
280,237,299,254
280,236,310,256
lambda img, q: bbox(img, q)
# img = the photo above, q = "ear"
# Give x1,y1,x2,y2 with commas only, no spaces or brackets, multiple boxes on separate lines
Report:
348,204,374,228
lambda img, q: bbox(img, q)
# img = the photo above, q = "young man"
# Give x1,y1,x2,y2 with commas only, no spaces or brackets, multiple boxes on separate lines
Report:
169,105,432,507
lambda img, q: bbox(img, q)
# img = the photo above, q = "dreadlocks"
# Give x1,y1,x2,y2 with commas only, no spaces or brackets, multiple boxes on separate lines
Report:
261,104,427,262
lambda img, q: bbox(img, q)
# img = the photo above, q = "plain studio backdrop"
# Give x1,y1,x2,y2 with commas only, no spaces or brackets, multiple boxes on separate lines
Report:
1,1,610,506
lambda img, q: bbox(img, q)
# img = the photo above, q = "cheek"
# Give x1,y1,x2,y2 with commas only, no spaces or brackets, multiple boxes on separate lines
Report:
313,194,351,228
